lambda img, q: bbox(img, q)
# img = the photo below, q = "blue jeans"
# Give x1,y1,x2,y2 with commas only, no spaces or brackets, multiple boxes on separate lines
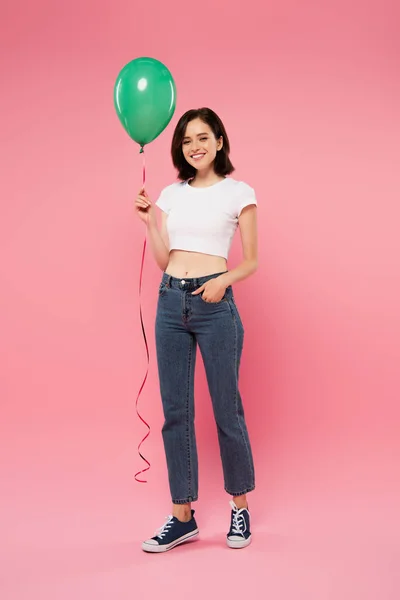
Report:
155,271,255,504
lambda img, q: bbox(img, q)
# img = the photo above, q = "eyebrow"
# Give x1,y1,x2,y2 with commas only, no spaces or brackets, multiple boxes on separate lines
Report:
182,132,209,140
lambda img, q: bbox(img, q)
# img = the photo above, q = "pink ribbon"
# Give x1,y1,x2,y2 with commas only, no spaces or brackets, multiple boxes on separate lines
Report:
134,147,151,483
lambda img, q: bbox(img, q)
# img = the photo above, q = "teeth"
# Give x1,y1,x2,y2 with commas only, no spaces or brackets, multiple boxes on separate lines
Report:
192,154,204,159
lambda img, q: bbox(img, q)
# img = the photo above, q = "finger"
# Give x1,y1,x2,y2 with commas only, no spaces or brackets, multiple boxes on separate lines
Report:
135,199,149,207
191,285,205,295
137,190,150,202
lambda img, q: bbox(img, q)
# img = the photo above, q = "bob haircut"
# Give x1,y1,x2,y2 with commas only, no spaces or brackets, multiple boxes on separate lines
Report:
171,107,235,181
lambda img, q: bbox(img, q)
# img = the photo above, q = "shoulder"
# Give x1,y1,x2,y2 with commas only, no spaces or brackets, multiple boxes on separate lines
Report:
160,181,186,196
224,178,257,216
156,181,186,211
156,181,186,213
224,178,255,195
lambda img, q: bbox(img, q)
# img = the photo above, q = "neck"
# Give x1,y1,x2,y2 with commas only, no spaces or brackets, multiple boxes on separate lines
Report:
191,168,224,187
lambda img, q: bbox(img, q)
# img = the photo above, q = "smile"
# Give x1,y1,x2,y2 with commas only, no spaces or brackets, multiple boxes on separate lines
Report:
191,153,206,160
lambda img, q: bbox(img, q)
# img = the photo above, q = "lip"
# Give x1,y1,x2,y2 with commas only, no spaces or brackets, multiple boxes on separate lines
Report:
190,153,206,160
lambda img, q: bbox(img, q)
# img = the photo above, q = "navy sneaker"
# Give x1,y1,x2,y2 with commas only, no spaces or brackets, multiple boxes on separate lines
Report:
226,500,252,548
142,510,199,553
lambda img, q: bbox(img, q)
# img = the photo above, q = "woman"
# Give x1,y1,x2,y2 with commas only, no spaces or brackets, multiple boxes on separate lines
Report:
135,108,258,552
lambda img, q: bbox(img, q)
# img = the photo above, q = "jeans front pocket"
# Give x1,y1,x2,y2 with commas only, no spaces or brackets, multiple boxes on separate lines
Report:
198,291,227,305
158,282,168,297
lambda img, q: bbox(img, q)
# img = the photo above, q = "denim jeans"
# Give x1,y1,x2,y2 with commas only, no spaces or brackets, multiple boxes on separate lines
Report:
155,271,255,504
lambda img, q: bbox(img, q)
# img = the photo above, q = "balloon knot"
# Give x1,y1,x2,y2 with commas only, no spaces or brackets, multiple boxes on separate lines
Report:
139,146,144,154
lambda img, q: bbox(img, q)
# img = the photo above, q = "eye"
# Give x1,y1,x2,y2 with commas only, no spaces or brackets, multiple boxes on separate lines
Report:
200,137,208,141
182,140,190,145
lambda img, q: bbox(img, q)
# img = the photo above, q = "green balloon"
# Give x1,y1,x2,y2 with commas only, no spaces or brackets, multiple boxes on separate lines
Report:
114,57,177,147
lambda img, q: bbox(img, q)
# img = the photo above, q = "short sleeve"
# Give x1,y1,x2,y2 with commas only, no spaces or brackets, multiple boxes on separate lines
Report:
237,182,257,217
155,186,171,214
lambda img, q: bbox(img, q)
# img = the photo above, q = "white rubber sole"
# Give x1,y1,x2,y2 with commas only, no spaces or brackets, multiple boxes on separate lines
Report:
142,529,199,553
227,535,252,549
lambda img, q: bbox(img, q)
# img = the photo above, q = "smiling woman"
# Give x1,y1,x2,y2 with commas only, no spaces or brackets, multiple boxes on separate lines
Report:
171,107,234,182
134,107,258,553
182,129,219,166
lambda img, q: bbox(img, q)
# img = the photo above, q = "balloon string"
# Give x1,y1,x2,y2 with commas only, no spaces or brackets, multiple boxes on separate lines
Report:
134,146,151,483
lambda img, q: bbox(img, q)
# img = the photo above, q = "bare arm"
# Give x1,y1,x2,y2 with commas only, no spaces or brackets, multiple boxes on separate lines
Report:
147,211,170,272
219,205,258,287
135,188,170,272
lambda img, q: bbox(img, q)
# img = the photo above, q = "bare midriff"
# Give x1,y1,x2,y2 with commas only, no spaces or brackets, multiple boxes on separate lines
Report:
165,250,227,279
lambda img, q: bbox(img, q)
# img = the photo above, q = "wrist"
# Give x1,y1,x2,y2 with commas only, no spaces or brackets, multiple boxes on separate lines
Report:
146,217,158,231
218,272,232,287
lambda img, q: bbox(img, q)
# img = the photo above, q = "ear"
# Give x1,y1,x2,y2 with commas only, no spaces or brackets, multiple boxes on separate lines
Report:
217,136,224,151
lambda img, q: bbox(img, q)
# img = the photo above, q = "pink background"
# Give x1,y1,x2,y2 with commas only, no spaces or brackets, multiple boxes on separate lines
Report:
1,0,399,598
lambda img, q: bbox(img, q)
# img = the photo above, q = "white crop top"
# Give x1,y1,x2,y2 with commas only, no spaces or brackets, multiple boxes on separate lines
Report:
155,177,257,260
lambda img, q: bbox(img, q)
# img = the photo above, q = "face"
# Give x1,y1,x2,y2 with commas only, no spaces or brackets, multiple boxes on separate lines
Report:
181,118,223,172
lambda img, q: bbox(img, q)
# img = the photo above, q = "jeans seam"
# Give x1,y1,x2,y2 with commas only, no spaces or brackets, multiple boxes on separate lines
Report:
230,300,255,487
186,335,193,499
172,496,198,504
225,485,255,496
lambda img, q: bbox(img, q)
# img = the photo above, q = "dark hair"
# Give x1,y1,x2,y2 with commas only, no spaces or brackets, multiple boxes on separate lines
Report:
171,107,235,181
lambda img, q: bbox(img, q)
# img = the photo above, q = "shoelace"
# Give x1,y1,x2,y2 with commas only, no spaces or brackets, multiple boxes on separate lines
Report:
155,516,174,539
229,500,247,536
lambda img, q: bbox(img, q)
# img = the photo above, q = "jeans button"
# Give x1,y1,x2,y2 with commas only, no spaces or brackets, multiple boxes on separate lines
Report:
181,279,186,285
